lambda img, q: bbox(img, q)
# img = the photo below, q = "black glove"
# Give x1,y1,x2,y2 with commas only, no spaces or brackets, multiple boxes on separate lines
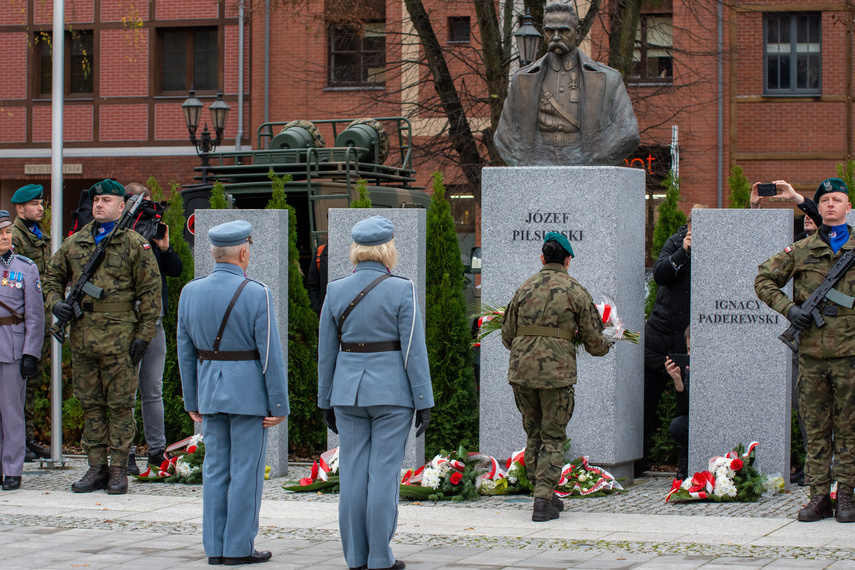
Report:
129,339,150,366
787,304,812,331
414,408,431,437
323,408,338,434
52,301,74,322
20,355,39,378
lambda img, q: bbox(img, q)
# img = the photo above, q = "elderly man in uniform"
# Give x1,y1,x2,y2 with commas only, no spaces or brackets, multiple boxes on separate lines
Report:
9,184,52,462
43,179,161,495
178,220,288,566
493,3,638,166
501,233,612,521
756,177,855,523
0,210,45,490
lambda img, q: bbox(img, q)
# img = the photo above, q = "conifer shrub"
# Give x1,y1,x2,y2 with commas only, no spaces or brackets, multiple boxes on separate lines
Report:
728,165,751,208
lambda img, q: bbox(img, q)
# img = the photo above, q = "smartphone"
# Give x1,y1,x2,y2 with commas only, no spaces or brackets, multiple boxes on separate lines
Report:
667,353,690,369
757,183,778,196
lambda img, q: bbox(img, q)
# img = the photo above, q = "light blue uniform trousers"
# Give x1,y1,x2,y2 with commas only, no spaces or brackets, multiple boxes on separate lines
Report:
202,413,267,558
0,362,26,477
336,405,413,569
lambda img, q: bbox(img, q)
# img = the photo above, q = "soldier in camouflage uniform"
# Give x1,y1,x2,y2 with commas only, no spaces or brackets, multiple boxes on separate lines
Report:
501,232,612,522
10,184,52,461
43,179,161,495
756,177,855,523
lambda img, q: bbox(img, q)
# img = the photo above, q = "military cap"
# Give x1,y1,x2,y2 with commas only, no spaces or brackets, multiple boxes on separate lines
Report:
544,231,574,258
0,210,10,230
87,179,126,200
11,184,44,204
209,220,253,247
814,178,849,203
351,216,394,246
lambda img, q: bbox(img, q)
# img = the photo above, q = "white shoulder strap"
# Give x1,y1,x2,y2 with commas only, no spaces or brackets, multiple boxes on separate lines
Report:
404,280,416,370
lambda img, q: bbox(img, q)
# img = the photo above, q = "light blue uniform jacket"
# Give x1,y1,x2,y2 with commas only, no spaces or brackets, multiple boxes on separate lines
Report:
177,263,289,417
318,261,433,410
0,254,45,363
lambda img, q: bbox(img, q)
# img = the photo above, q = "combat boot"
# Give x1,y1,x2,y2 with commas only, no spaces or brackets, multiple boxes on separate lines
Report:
71,465,109,493
551,493,565,512
532,497,560,522
835,492,855,523
107,465,129,495
27,439,50,459
127,452,140,476
797,493,833,522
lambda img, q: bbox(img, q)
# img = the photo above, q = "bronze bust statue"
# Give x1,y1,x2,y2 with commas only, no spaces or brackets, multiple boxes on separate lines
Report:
494,3,640,166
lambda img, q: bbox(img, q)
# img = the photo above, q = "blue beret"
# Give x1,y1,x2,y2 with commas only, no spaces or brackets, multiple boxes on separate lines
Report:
0,210,10,230
814,178,849,203
544,231,575,258
209,220,253,247
11,184,44,204
88,179,126,200
351,216,394,246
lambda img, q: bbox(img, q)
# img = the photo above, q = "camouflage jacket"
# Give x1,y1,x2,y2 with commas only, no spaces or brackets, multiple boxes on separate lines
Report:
501,263,610,388
755,228,855,359
11,216,50,276
43,221,162,356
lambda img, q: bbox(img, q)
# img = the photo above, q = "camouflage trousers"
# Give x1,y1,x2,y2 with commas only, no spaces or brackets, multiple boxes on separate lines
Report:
24,330,51,441
798,354,855,496
512,384,575,499
71,351,137,467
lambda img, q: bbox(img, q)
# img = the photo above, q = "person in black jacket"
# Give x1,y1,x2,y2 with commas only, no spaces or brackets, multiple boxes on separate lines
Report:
639,206,702,475
306,243,328,316
125,183,184,474
666,327,690,480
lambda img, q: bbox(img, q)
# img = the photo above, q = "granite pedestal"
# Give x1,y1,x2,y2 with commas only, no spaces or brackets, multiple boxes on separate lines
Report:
325,208,427,469
194,209,290,478
689,209,792,481
480,166,646,481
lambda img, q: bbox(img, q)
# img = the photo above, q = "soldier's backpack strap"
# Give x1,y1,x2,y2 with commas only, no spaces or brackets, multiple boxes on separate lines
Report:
337,274,400,353
197,279,260,362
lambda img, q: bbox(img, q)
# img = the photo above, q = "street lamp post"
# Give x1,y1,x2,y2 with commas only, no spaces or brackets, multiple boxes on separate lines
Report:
513,8,542,67
182,89,231,167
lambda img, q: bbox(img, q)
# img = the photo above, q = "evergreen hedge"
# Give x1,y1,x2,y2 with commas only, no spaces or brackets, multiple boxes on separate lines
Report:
728,165,751,209
424,172,479,458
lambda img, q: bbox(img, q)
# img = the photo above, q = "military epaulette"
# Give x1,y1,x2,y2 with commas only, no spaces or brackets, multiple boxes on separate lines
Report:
328,275,348,284
390,274,411,282
15,254,35,266
245,278,270,292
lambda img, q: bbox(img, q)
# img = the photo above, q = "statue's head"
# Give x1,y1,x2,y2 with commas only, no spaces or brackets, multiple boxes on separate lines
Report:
543,3,582,56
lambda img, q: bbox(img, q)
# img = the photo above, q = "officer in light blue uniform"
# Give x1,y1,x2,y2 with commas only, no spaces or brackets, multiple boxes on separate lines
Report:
177,220,288,566
318,216,434,570
0,210,45,491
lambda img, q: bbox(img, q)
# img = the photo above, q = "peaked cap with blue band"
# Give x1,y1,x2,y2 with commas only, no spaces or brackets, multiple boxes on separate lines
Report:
544,231,574,258
209,220,253,247
351,216,395,246
11,184,44,204
88,179,126,200
814,178,849,203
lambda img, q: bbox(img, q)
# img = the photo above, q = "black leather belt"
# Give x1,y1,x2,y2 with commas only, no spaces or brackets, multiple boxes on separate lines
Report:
340,341,402,353
197,349,260,361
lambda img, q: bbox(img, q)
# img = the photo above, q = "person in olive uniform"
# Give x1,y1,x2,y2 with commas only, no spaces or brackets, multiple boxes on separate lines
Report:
43,179,161,495
9,184,52,461
0,210,45,490
755,177,855,523
501,233,612,522
318,216,433,570
178,220,288,566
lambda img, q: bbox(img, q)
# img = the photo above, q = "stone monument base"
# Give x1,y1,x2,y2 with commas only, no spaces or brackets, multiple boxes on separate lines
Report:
480,166,646,482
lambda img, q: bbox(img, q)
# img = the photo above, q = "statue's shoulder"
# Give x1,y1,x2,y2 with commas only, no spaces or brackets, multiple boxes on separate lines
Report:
579,51,620,76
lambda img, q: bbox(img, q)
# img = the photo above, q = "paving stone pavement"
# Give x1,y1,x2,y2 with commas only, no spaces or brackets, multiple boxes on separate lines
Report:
0,457,853,569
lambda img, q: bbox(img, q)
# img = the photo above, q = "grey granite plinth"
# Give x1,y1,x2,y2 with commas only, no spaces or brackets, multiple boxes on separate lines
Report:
480,166,646,479
194,209,289,478
325,208,427,468
689,209,792,482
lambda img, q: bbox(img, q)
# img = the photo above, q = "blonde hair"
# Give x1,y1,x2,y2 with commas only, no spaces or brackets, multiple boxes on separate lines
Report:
350,239,398,269
692,204,710,210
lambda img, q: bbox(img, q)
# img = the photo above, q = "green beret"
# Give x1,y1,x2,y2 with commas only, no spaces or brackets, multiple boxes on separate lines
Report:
11,184,44,204
88,179,126,201
544,231,574,258
814,178,849,203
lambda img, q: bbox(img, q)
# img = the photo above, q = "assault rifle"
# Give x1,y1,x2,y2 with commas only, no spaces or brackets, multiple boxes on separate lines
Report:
51,194,145,343
779,246,855,353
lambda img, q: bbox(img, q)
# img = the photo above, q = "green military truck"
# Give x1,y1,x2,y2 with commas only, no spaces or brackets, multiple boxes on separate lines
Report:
180,116,431,273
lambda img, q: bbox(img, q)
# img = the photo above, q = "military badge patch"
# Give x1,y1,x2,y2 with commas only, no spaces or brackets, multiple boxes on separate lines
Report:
35,278,41,293
142,243,151,250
